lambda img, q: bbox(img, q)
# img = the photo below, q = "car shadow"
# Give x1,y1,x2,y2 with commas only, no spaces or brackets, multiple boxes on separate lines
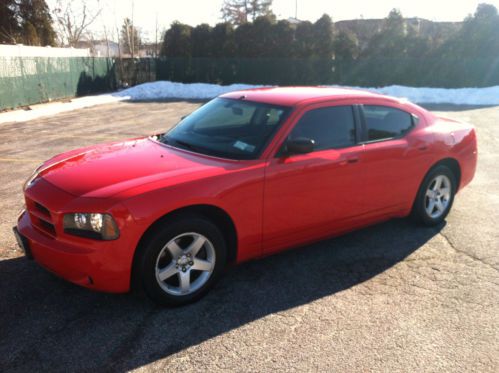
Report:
0,218,443,372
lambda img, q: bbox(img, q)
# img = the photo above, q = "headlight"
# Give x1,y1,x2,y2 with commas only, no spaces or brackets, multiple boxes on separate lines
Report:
63,213,120,240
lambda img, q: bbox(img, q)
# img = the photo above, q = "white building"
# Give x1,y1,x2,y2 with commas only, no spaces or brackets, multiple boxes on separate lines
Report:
0,44,90,57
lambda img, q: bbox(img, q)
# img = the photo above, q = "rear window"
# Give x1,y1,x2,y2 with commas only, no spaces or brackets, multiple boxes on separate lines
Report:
363,106,413,141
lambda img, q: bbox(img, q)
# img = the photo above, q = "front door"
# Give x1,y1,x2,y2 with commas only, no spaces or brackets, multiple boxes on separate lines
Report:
262,104,365,254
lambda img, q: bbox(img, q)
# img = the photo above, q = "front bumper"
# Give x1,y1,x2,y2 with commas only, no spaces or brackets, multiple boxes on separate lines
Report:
16,210,131,293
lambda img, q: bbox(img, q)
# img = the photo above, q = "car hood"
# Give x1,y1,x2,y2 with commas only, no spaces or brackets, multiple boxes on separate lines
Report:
37,137,231,198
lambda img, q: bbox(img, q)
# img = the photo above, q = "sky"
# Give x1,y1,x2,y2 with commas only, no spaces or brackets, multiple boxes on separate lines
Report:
46,0,499,42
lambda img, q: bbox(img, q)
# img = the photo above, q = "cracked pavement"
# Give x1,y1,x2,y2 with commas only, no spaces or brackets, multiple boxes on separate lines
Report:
0,101,497,372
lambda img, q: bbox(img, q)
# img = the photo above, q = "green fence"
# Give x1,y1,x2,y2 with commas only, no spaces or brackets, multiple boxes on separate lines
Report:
2,56,499,111
0,57,118,110
156,57,499,88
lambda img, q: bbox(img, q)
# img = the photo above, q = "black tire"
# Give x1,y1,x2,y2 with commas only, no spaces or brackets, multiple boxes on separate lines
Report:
136,214,227,306
411,165,457,226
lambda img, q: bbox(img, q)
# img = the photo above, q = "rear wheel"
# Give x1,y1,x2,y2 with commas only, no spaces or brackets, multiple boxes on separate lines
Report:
137,215,227,306
412,165,456,226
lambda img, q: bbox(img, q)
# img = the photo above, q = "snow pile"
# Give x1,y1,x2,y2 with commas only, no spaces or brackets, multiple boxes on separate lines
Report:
2,80,498,124
114,81,499,106
113,81,261,100
372,85,499,106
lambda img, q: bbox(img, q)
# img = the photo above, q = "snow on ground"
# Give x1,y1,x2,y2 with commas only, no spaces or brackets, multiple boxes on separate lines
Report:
0,94,126,124
115,81,499,106
2,81,499,124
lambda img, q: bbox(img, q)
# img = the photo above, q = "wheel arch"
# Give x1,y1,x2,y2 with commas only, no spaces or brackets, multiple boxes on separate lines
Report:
430,157,461,189
130,204,238,291
411,157,461,212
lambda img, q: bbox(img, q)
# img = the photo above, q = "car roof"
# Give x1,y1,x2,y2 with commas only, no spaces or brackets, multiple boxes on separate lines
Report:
220,86,394,107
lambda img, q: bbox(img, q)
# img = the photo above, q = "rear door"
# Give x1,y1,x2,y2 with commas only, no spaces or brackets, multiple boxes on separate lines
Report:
359,103,433,215
262,103,365,254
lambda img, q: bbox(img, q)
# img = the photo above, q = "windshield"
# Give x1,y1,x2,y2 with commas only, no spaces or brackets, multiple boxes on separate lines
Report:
161,98,290,160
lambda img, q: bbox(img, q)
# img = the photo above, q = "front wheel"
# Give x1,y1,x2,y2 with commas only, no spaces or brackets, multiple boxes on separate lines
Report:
137,215,227,306
411,165,457,226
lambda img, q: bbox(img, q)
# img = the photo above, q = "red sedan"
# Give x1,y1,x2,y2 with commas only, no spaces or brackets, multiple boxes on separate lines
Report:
14,87,477,305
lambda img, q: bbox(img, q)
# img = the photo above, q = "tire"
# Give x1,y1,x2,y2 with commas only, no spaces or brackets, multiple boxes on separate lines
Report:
411,165,457,226
137,214,227,306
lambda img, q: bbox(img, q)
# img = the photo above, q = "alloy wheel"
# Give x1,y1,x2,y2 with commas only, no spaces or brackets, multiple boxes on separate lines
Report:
155,232,216,296
424,174,452,219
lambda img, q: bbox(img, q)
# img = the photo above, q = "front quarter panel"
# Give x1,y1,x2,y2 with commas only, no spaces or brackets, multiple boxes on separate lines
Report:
122,161,266,263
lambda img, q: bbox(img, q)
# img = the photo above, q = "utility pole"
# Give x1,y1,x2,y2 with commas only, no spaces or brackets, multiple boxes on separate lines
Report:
295,0,298,19
131,0,135,58
155,13,158,58
104,25,110,58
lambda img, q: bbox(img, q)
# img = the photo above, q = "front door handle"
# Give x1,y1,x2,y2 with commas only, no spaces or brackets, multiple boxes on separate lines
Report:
339,156,360,166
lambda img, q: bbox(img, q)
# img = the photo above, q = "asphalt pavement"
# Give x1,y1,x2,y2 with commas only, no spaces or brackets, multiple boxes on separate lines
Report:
0,101,497,372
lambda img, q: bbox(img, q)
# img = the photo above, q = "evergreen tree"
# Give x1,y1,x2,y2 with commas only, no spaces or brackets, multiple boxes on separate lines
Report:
363,9,406,58
211,22,236,57
0,0,21,43
191,24,213,57
334,30,359,61
439,3,499,58
234,22,256,57
161,22,193,57
23,21,40,45
312,14,334,57
19,0,56,46
294,21,315,57
251,15,276,57
270,20,295,58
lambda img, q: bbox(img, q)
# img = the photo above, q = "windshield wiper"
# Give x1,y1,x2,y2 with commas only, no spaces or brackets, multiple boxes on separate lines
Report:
159,134,170,144
168,138,203,153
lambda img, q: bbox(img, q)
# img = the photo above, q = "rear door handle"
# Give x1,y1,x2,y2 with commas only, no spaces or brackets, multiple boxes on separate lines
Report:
347,156,359,164
418,145,429,151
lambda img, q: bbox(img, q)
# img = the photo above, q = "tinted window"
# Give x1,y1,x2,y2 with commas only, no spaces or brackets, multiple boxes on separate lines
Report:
363,106,413,141
163,98,289,160
289,106,356,151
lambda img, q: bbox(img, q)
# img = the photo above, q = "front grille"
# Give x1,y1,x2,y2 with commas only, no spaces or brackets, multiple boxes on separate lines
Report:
34,202,50,217
38,219,56,236
26,198,57,237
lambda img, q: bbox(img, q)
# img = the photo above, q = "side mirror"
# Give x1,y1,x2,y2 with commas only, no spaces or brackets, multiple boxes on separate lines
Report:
284,137,315,156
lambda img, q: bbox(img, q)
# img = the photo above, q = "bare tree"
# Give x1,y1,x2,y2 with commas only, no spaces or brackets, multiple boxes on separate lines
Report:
120,17,141,57
221,0,273,25
52,0,102,46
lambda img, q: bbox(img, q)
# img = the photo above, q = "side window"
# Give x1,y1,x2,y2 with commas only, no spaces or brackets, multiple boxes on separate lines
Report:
363,105,413,141
289,106,356,151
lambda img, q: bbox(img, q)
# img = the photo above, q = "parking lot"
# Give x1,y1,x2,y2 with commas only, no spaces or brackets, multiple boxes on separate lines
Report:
0,100,497,372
